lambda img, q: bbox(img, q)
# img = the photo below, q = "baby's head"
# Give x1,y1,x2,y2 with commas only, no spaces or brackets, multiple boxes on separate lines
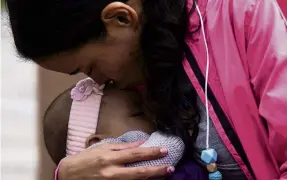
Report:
44,79,153,164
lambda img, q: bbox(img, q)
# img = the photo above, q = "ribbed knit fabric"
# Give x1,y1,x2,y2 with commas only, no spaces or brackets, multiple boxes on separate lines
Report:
66,78,186,168
59,78,202,180
66,78,104,156
89,131,185,167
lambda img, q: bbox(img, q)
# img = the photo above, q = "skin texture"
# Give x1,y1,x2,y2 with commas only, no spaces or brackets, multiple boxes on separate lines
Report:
7,0,197,177
59,141,169,180
44,87,155,164
38,1,145,89
96,88,154,137
38,1,173,179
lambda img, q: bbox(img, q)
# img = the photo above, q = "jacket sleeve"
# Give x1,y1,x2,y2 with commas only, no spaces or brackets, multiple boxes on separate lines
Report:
245,0,287,178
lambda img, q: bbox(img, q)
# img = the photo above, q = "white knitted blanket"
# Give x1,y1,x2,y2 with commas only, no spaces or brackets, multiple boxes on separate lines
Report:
89,131,185,167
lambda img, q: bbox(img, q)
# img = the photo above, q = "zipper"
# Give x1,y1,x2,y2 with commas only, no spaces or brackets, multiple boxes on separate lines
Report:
183,43,255,178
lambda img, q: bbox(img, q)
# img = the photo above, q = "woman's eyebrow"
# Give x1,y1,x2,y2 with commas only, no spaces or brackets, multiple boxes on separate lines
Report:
69,68,80,75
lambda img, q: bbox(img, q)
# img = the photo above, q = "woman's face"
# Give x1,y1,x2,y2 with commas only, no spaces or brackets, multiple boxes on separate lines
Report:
38,1,144,89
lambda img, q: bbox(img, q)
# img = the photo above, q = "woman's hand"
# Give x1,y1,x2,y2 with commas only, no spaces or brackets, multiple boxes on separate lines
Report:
58,140,171,180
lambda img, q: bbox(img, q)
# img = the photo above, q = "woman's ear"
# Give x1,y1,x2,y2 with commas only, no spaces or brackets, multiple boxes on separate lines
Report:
101,2,139,32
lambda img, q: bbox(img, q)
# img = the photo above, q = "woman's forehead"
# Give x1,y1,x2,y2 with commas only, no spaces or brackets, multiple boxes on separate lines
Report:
38,54,78,74
37,46,91,74
37,43,103,74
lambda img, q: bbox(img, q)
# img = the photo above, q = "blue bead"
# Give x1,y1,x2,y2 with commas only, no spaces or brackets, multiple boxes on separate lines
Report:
201,149,218,164
209,171,222,180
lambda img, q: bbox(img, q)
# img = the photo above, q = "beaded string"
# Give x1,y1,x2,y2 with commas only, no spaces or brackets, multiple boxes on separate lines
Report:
195,3,222,180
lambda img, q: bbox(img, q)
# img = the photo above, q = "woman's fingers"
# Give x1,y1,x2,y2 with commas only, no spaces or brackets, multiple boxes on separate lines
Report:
104,140,147,151
97,142,170,179
58,142,171,180
116,166,171,180
114,147,168,164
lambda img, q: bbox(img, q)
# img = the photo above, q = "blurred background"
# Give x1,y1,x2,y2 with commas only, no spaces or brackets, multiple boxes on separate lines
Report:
1,1,286,180
1,3,84,180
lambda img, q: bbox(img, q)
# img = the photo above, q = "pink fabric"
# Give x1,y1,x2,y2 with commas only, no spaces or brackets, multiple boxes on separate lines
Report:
55,78,104,179
55,78,104,180
66,78,104,156
278,0,287,18
183,59,254,180
54,158,64,180
184,0,287,179
55,0,287,179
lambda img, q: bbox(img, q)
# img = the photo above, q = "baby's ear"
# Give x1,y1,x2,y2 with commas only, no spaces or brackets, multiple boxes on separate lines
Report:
85,135,105,148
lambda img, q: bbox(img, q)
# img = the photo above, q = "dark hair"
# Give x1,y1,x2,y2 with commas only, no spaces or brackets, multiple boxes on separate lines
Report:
141,0,199,145
7,0,199,145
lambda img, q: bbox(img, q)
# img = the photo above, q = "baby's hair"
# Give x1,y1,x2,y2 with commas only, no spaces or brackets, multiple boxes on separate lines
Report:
43,88,73,164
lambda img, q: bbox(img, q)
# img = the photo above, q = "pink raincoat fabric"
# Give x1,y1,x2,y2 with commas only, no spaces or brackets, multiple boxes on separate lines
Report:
278,0,287,18
54,0,287,179
184,0,287,179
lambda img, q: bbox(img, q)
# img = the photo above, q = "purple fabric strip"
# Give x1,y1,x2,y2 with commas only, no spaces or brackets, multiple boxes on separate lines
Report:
167,160,208,180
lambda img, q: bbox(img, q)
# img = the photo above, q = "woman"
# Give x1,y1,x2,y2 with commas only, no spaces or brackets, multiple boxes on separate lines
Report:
6,0,287,179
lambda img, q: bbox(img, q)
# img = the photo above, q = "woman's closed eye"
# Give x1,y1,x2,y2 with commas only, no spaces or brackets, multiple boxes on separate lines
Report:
69,68,81,75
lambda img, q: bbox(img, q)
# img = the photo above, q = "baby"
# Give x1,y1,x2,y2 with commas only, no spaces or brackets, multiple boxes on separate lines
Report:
43,78,185,168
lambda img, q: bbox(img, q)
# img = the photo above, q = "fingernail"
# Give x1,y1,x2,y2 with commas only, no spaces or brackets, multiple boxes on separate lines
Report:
167,166,175,174
160,148,168,155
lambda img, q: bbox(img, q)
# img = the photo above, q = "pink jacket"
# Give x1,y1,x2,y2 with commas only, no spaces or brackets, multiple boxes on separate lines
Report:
54,0,286,179
278,0,287,18
184,0,287,179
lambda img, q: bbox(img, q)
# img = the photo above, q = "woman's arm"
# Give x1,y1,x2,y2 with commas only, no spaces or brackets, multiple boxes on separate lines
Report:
246,0,287,178
55,141,170,180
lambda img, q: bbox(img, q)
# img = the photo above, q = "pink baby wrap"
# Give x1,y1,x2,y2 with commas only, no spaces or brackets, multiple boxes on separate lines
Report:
66,78,105,156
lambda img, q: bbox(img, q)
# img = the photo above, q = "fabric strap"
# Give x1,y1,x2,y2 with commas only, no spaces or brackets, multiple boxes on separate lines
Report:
66,78,104,156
